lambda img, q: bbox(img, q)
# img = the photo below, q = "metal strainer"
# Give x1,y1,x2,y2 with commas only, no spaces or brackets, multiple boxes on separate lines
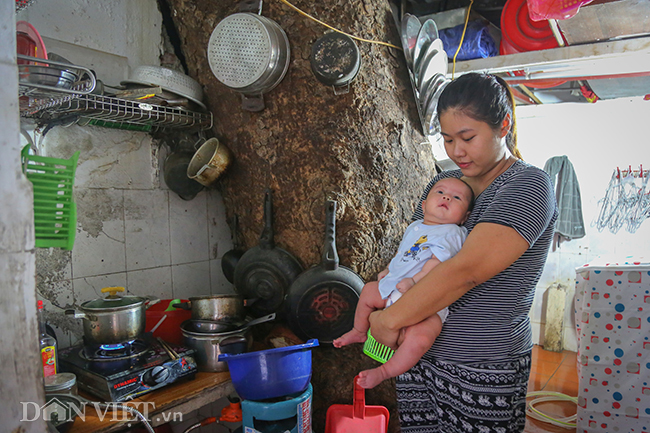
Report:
207,13,290,96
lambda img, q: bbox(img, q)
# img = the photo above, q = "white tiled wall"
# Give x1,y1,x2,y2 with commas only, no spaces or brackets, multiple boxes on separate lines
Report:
18,0,237,348
31,126,236,348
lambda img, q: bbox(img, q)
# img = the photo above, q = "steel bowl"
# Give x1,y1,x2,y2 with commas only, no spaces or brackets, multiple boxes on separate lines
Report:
19,65,78,89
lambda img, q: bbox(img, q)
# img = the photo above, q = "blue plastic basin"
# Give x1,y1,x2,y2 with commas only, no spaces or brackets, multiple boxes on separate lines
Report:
218,339,319,401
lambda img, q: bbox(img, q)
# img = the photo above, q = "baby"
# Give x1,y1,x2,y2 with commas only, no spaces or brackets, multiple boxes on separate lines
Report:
334,177,474,388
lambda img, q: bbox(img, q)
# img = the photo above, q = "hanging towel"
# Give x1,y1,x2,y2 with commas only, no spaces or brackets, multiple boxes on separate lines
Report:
543,155,586,239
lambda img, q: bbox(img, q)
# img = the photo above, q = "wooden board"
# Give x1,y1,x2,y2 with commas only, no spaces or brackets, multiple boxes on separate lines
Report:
66,372,233,432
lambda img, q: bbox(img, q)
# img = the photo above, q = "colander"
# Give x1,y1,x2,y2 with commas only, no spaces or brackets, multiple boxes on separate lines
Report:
207,13,290,96
121,66,205,109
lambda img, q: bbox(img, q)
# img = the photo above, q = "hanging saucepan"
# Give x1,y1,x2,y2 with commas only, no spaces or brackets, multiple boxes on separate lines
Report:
163,151,204,201
285,200,364,344
66,287,160,345
310,32,361,95
207,12,290,112
233,189,304,317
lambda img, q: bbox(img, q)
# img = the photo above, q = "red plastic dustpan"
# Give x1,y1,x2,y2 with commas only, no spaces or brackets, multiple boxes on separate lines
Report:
325,375,390,433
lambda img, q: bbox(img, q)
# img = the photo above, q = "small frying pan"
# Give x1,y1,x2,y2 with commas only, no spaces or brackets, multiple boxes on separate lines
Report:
285,200,364,344
233,189,303,317
221,214,245,284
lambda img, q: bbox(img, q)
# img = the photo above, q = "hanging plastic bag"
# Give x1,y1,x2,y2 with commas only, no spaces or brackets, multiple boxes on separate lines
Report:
438,20,498,61
526,0,595,21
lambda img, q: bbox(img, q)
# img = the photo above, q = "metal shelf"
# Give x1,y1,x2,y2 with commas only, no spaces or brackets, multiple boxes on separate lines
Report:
18,56,213,132
20,92,213,132
448,36,650,84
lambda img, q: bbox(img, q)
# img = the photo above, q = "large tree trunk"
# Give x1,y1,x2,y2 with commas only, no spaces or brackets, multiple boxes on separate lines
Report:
164,0,437,431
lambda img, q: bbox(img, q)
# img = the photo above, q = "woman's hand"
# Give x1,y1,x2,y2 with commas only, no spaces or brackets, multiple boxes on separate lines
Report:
368,309,400,350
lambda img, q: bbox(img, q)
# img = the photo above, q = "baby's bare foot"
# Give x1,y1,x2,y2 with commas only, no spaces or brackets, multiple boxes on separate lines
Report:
357,366,390,389
333,328,367,348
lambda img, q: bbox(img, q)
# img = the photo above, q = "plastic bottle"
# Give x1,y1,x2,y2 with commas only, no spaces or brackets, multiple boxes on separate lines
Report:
38,300,58,377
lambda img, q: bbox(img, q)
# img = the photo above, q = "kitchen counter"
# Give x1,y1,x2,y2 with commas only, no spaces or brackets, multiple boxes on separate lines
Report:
67,372,234,432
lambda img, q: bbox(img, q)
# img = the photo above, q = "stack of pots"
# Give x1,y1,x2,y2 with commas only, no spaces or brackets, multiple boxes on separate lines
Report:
178,294,275,372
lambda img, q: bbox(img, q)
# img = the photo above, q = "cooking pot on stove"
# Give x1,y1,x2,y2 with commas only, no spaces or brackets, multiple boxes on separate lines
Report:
181,320,252,372
66,287,159,345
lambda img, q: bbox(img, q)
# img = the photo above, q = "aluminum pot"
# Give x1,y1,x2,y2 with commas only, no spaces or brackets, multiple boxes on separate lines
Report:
189,312,276,333
187,137,232,187
207,13,290,96
66,287,159,345
174,294,247,322
181,320,252,372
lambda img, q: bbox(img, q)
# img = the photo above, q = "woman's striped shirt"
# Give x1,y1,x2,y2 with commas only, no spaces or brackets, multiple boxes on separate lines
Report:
411,160,557,363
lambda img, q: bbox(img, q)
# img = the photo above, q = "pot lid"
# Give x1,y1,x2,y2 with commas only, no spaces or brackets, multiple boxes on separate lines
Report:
310,32,361,87
82,287,145,310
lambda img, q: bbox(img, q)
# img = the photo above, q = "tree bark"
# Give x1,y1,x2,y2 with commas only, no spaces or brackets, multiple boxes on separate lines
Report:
164,0,437,430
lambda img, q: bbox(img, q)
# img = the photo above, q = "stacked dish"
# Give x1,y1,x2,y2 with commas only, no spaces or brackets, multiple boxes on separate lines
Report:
19,64,78,89
180,312,276,372
121,66,206,110
400,14,450,136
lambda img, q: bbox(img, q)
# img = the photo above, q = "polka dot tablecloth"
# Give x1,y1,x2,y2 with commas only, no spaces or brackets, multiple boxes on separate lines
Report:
575,256,650,432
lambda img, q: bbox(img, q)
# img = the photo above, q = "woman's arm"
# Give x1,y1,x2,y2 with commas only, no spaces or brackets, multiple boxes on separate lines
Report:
368,222,529,348
396,256,441,293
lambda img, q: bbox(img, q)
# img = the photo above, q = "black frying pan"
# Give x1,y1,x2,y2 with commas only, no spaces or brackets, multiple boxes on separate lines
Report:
285,200,364,343
233,189,303,317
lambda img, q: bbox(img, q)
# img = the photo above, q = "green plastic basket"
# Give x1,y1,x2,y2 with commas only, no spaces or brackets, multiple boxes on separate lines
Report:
21,145,80,250
363,329,394,363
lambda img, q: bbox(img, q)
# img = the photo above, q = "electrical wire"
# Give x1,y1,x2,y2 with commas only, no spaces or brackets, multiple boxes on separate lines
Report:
451,0,474,80
277,0,402,50
525,391,577,429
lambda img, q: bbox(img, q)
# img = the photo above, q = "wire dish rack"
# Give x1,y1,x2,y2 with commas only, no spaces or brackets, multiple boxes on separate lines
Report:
19,56,213,132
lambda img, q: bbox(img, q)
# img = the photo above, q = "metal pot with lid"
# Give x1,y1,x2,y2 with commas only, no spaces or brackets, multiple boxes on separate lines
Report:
310,32,361,95
66,287,159,345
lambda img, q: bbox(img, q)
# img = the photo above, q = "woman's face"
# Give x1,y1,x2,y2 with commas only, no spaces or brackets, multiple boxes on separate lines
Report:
439,108,509,180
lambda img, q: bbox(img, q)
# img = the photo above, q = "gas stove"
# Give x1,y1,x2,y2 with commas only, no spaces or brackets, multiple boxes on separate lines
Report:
58,337,198,402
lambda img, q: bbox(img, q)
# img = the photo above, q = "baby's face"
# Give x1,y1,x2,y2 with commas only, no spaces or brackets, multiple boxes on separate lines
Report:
422,178,472,225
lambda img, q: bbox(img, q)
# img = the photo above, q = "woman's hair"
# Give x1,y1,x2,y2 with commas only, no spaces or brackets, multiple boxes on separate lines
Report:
437,73,522,160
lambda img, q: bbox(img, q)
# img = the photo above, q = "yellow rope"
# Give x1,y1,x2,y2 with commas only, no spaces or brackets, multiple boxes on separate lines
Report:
277,0,402,51
451,0,474,80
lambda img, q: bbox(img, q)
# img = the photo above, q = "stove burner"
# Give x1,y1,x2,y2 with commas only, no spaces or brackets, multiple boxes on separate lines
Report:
99,341,133,351
81,339,150,362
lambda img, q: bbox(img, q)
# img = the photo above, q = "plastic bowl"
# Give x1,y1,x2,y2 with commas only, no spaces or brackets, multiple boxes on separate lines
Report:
218,339,318,401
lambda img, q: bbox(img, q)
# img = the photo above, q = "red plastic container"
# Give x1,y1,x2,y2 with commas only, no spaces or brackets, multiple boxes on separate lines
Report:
144,299,191,345
325,375,389,433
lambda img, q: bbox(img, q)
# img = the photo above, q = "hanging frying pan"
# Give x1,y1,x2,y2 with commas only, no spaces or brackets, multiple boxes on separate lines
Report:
285,200,364,344
233,189,303,317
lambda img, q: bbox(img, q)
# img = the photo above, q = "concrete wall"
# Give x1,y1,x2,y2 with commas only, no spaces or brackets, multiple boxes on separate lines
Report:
16,0,235,349
1,0,48,431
